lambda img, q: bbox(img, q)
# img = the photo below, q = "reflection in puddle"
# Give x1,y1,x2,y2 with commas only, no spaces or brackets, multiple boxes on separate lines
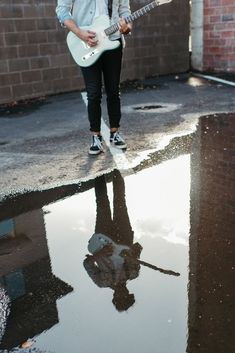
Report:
0,113,234,353
188,113,235,353
41,156,189,353
0,156,190,353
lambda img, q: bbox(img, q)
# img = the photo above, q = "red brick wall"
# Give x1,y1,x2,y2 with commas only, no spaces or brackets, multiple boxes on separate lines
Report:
203,0,235,72
0,0,189,104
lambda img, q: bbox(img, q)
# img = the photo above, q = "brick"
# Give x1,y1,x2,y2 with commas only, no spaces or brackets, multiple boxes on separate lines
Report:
52,78,72,92
8,58,30,72
49,54,70,67
204,23,215,31
30,57,50,69
44,5,57,17
47,30,66,43
209,31,221,38
209,0,222,6
37,19,57,31
12,83,34,99
0,33,4,47
32,81,53,95
222,14,234,22
213,38,226,45
223,6,235,13
1,5,23,18
42,68,61,81
21,70,42,83
56,43,68,54
27,31,48,44
60,66,80,78
204,8,217,16
0,60,8,73
14,19,37,32
4,32,27,46
0,72,21,86
221,0,234,5
39,43,59,56
204,39,215,46
214,23,226,30
0,19,15,32
0,86,12,104
0,46,18,60
18,45,39,57
23,5,45,18
221,30,235,38
210,15,222,23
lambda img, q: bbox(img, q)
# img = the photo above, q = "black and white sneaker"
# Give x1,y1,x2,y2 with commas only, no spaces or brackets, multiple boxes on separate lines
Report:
110,131,127,149
89,135,104,155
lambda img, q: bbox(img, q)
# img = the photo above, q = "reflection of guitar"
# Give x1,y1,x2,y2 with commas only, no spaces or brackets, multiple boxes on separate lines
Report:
67,0,172,67
88,232,180,277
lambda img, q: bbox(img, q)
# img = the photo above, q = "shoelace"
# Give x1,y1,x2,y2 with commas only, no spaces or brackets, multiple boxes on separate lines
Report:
93,135,103,151
113,132,124,142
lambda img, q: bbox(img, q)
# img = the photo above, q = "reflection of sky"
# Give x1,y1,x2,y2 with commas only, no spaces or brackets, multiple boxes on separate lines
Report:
25,155,190,353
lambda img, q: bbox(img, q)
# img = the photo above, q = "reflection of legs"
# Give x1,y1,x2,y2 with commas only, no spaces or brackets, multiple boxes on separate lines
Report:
94,175,113,236
112,170,133,246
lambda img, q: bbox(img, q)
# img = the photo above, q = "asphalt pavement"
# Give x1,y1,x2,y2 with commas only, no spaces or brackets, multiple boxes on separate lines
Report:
0,73,235,201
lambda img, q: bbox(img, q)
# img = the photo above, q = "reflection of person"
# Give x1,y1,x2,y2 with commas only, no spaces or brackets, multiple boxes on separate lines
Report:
56,1,132,155
84,170,142,311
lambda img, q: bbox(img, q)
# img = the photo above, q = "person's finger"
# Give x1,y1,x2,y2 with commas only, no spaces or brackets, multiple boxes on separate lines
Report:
88,30,96,36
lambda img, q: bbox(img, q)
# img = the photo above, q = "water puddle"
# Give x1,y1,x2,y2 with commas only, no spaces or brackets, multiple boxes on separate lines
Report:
0,113,234,353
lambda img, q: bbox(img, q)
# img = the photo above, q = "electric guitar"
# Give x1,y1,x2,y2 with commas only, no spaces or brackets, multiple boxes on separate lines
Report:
67,0,172,67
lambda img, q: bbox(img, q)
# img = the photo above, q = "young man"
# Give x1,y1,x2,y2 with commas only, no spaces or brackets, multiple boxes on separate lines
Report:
56,0,132,155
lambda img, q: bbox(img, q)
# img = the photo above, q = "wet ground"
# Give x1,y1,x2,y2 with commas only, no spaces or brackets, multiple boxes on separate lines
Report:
0,74,235,353
0,111,234,353
0,73,235,199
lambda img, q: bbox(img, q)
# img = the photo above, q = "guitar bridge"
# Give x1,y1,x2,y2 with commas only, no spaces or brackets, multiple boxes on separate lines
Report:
82,49,99,61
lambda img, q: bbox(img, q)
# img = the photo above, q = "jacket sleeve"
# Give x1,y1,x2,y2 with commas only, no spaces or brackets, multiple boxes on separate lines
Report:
55,0,74,24
118,0,131,18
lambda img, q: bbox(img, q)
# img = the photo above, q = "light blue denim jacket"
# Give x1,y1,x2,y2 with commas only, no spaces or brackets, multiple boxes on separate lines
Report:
56,0,131,40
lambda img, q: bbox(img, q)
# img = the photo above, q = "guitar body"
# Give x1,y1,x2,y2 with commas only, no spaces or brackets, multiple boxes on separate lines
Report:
66,1,172,67
67,15,120,67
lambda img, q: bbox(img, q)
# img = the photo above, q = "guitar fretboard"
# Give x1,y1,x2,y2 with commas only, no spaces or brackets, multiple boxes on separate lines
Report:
104,0,161,36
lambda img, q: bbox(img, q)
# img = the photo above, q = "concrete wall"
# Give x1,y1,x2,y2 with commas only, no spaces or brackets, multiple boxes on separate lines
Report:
191,0,204,71
0,0,189,104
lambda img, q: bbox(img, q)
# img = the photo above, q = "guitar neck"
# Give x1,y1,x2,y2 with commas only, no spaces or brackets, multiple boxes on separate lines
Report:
104,0,168,36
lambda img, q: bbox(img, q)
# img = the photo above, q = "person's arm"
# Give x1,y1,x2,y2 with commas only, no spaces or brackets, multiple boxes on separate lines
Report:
64,19,97,46
55,0,97,46
118,0,132,35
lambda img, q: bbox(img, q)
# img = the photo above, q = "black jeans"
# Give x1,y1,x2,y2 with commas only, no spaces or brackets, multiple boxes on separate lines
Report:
94,170,134,246
81,41,123,132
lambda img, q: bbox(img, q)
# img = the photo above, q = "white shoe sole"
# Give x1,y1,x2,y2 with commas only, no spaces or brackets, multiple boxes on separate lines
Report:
89,149,103,155
110,141,127,149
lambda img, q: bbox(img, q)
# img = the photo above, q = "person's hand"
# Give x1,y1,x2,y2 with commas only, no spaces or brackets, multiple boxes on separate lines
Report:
94,244,114,258
118,18,132,35
78,29,98,46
